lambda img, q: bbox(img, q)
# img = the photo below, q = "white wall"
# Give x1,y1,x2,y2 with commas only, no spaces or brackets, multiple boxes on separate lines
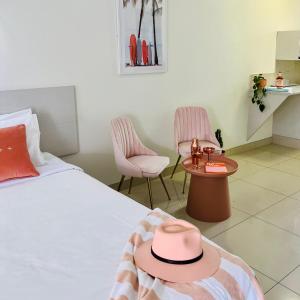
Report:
1,0,300,184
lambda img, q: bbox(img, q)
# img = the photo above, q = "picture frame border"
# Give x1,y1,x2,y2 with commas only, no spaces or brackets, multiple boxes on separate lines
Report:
115,0,168,75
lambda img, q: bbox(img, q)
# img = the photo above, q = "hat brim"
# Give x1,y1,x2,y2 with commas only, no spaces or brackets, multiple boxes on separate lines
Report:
134,239,220,283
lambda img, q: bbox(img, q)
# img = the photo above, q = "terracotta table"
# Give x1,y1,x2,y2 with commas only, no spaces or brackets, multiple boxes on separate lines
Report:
182,156,238,222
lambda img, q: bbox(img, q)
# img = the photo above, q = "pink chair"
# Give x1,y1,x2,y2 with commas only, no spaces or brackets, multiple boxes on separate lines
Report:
171,106,221,192
111,117,171,209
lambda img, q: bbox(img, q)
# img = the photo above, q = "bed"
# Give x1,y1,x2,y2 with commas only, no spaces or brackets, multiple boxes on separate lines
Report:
0,86,151,299
0,154,149,300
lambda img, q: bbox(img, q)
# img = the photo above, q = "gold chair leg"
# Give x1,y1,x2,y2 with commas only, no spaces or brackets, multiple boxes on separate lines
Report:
117,175,125,192
128,177,133,194
182,172,187,194
170,155,182,179
146,178,153,210
159,174,171,201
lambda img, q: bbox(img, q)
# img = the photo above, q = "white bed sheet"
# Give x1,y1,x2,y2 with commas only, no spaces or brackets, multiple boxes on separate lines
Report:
0,164,150,300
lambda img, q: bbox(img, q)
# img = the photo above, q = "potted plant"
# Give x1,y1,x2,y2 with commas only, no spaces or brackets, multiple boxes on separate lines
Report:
252,74,267,112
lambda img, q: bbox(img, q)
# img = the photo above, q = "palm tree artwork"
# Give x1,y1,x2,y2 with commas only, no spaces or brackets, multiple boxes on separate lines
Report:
122,0,163,69
152,0,162,66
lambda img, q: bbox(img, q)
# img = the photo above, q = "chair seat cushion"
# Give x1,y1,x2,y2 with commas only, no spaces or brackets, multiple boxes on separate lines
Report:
128,155,170,178
179,141,221,158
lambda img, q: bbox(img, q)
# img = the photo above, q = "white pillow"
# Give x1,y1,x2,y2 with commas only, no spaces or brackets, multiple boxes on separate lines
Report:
0,112,45,166
27,114,46,166
0,108,32,121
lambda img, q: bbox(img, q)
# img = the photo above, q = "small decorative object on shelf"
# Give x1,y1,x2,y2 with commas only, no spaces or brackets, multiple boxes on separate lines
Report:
275,72,284,88
203,147,215,162
252,74,267,112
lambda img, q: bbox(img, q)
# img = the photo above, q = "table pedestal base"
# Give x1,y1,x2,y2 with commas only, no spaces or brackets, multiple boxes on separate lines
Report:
186,174,231,222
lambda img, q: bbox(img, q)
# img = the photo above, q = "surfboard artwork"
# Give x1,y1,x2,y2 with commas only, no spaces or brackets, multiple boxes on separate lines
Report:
129,34,137,66
142,40,148,66
117,0,167,74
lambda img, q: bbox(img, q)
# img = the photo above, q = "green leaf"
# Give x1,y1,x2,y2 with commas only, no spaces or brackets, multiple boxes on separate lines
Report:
259,104,266,112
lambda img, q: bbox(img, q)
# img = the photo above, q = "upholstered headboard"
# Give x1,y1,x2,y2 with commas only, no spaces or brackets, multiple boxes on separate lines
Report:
0,86,79,157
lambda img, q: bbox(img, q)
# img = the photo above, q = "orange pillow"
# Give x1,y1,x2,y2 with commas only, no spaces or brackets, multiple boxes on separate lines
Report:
0,124,39,182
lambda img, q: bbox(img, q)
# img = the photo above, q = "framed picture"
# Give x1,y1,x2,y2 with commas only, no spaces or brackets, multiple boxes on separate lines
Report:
116,0,167,75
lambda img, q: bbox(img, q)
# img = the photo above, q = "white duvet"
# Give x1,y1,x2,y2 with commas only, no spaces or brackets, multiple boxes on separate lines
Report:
0,156,149,300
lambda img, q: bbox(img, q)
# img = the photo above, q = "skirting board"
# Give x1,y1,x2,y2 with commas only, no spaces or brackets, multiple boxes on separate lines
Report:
225,137,272,155
109,137,273,191
273,135,300,149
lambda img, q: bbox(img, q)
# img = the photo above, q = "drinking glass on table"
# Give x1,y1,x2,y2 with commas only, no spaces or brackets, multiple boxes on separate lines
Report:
203,147,215,162
195,148,203,169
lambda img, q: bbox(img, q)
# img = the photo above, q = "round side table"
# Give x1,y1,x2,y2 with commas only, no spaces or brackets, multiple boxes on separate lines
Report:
182,156,238,222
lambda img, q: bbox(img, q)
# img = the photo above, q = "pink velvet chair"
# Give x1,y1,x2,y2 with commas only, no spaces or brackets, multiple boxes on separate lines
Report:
111,117,171,209
171,106,221,192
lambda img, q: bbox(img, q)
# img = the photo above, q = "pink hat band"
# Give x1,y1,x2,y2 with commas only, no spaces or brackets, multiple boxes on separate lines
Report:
150,220,204,265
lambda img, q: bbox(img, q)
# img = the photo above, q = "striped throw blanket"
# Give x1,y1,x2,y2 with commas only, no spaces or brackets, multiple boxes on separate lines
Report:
110,209,264,300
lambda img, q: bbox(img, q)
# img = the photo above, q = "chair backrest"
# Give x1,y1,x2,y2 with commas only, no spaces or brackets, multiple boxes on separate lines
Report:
111,117,156,177
174,106,219,147
111,117,144,159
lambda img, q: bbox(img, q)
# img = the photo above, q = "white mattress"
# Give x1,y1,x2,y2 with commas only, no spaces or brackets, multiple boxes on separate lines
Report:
0,157,150,300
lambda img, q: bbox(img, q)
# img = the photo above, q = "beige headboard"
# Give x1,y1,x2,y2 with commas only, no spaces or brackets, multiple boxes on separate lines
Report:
0,86,79,157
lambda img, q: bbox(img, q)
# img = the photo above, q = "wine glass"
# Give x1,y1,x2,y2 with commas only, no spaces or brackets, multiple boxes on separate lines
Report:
203,147,215,162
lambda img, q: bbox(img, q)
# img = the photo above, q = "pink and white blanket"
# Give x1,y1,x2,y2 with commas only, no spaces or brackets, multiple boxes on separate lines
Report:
110,209,264,300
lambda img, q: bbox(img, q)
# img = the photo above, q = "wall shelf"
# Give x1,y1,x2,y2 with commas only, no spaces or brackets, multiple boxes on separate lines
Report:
247,86,300,140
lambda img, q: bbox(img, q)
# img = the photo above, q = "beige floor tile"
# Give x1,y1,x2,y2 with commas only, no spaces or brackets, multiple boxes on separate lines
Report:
293,152,300,159
122,174,190,212
244,168,300,196
260,144,300,158
172,170,190,181
253,269,277,294
230,180,285,215
213,218,300,281
231,160,265,180
256,198,300,236
172,206,250,239
291,191,300,201
265,284,300,300
241,150,290,167
281,267,300,295
228,176,237,183
228,153,251,162
271,158,300,177
156,198,187,215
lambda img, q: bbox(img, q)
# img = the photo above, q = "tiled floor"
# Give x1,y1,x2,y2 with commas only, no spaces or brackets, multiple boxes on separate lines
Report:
121,144,300,298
